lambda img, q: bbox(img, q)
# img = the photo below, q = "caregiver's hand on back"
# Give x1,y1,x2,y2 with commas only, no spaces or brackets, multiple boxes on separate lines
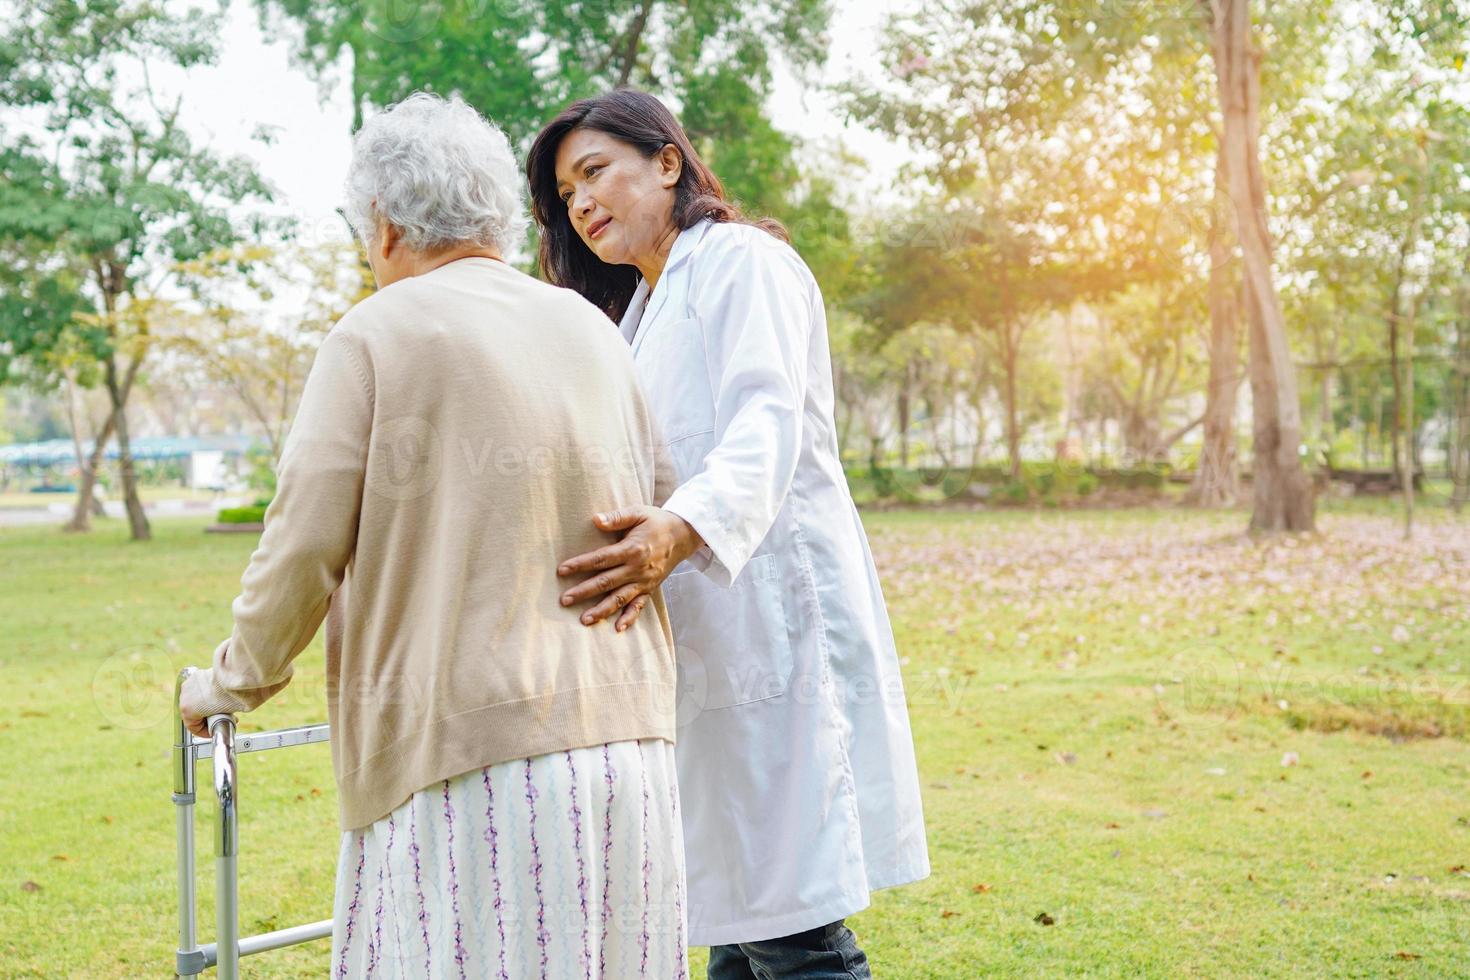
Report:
558,505,704,630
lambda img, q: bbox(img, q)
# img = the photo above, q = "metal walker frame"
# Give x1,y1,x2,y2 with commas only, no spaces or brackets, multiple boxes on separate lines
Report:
173,667,334,977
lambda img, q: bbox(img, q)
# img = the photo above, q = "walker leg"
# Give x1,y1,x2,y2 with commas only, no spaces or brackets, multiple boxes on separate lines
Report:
216,851,238,979
211,713,240,979
174,670,201,977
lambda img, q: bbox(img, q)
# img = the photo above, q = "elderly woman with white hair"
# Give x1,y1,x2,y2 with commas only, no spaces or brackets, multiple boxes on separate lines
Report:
178,93,688,978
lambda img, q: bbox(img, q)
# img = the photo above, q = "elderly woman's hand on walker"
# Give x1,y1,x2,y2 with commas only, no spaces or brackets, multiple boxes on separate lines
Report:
558,506,704,631
178,686,212,741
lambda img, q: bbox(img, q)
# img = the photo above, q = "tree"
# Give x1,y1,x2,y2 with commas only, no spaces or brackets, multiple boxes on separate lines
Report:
0,236,115,527
1278,1,1470,533
165,241,371,466
258,0,826,217
857,199,1081,480
1085,285,1207,464
844,1,1127,478
1208,0,1316,531
0,0,275,539
55,333,117,530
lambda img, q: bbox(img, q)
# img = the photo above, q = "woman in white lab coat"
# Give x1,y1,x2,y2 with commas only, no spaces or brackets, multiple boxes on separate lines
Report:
526,89,929,978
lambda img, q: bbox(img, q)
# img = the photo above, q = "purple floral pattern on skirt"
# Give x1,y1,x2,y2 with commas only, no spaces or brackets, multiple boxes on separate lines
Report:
330,738,686,979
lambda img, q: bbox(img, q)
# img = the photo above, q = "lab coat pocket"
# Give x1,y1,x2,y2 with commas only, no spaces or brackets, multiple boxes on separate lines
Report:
634,316,715,452
661,553,796,720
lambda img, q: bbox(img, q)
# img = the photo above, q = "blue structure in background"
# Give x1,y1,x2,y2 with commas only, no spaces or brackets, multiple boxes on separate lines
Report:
0,435,256,467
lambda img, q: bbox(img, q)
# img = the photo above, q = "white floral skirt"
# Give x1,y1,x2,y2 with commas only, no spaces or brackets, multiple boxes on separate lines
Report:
329,738,687,979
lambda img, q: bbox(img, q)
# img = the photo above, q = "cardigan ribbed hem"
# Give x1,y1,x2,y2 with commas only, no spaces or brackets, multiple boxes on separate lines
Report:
335,679,677,831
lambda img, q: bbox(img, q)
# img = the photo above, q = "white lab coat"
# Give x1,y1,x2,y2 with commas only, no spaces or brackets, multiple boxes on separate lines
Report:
617,217,930,946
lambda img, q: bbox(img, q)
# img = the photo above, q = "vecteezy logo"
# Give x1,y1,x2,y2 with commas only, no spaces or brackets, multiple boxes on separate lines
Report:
1152,640,1247,731
359,0,444,43
371,416,442,502
92,643,178,730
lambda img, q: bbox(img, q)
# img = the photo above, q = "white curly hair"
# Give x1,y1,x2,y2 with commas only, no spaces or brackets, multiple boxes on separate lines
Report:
344,92,528,253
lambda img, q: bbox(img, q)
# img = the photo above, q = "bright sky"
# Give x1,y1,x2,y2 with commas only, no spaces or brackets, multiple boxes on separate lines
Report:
165,0,913,252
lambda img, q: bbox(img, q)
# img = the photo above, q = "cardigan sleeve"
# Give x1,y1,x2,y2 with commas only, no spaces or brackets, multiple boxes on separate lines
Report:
181,329,373,716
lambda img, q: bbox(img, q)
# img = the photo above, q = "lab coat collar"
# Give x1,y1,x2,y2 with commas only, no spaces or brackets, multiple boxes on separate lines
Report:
618,277,650,344
619,216,716,347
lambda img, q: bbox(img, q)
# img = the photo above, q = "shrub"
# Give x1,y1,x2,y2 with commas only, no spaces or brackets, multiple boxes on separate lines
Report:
999,481,1030,504
940,471,973,498
217,506,266,525
1091,466,1168,490
245,444,277,497
870,465,900,499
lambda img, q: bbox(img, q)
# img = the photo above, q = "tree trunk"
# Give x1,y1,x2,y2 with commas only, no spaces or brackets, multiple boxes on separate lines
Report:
62,367,118,532
1386,223,1416,498
1453,316,1470,512
1188,146,1242,506
898,361,913,468
1002,330,1021,480
103,352,150,541
1388,305,1403,491
1402,327,1415,538
65,409,117,533
1211,0,1314,532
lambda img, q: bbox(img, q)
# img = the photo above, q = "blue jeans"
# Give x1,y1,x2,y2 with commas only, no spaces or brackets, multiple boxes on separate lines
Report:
707,919,872,980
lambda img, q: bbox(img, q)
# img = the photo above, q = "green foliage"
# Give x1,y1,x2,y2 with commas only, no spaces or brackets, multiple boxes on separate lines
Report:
846,461,1156,507
0,0,276,475
244,444,278,497
258,0,827,223
998,480,1030,505
1093,466,1169,491
216,505,266,524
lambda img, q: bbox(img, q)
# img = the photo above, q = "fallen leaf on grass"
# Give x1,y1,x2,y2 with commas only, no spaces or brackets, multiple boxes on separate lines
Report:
972,883,992,894
940,910,959,919
20,881,40,893
1393,951,1421,960
50,855,68,862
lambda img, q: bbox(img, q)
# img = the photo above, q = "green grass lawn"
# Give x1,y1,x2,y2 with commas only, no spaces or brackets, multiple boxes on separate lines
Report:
1,500,1468,977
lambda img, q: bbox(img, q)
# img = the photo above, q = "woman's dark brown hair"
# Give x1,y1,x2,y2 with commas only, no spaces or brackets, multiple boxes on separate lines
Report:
526,88,787,322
